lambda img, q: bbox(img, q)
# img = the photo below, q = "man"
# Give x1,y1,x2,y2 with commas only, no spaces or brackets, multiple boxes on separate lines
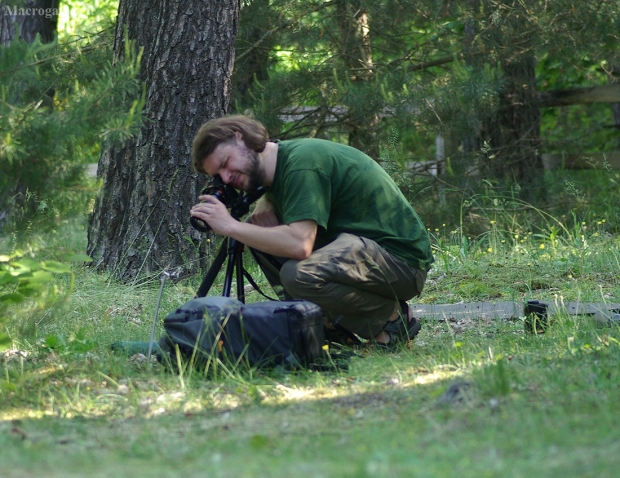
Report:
190,115,433,347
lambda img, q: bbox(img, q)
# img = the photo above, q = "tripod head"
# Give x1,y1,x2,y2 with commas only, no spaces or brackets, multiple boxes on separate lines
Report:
190,175,266,233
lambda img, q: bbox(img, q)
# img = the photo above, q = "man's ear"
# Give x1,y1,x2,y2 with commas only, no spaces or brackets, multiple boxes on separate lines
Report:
234,131,249,151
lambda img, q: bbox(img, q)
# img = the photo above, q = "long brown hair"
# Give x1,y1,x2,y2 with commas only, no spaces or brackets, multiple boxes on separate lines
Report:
191,115,269,173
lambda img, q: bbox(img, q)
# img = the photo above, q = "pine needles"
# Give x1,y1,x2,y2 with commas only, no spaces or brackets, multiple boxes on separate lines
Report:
0,29,144,237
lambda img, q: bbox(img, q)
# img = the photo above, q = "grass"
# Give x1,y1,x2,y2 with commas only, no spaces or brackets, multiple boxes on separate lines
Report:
1,215,620,477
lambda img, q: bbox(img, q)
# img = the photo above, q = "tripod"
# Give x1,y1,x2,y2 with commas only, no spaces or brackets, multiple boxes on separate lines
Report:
195,235,251,300
194,187,272,302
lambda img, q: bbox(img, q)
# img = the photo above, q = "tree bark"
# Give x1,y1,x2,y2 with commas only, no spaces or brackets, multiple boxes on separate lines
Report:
480,53,543,184
612,102,620,149
334,0,379,157
87,0,240,281
0,0,59,46
459,1,544,186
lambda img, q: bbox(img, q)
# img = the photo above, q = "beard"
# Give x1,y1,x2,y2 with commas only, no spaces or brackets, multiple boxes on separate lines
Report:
242,147,265,193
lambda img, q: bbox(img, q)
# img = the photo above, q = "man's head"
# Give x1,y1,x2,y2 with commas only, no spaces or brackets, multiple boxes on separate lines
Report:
191,115,269,175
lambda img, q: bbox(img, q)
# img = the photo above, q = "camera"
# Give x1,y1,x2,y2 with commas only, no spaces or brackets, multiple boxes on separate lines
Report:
190,175,240,233
190,175,266,233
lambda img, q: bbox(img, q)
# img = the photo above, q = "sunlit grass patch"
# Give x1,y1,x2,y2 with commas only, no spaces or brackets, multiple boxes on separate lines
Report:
1,212,620,476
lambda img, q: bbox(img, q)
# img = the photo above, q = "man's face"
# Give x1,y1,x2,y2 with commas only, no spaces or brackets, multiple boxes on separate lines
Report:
202,135,265,192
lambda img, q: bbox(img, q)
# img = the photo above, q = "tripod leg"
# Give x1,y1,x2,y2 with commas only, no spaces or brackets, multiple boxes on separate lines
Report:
194,237,249,302
195,239,228,297
235,242,245,302
222,237,241,297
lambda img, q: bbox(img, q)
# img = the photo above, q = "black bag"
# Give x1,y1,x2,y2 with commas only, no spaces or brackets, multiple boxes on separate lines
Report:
158,296,326,369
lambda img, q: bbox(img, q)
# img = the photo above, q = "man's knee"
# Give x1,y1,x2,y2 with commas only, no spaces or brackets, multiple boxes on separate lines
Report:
279,258,322,298
280,259,302,296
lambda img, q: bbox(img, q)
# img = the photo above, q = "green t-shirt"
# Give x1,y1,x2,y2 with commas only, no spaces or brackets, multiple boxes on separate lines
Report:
265,138,434,271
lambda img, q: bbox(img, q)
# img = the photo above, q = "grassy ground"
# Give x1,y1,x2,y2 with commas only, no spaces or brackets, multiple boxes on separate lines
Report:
1,217,620,477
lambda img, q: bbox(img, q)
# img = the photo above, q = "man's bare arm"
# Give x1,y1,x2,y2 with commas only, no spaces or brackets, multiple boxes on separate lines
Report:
250,196,280,227
190,195,317,259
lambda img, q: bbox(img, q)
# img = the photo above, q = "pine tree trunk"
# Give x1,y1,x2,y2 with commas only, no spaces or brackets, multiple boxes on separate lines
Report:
0,0,59,45
612,102,620,149
334,0,379,157
87,0,240,281
461,0,544,192
482,55,544,190
481,53,543,184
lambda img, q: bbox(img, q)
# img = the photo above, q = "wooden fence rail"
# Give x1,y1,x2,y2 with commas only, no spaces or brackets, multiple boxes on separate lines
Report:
541,152,620,171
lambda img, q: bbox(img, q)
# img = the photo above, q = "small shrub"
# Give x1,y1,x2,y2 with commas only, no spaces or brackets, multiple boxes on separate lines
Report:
0,251,91,349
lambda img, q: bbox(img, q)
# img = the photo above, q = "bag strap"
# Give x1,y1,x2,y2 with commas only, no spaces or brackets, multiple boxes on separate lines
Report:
242,268,279,302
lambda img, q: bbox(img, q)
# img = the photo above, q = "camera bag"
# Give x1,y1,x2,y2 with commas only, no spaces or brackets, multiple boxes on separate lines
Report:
157,296,326,369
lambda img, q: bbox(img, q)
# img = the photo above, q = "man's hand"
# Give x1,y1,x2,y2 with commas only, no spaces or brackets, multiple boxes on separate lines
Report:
251,197,280,227
192,195,317,260
190,195,235,236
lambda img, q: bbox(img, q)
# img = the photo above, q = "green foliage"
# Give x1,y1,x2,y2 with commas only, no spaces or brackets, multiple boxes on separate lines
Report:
234,0,620,196
234,1,439,139
41,328,97,354
385,129,620,245
0,29,144,237
58,0,119,42
0,251,91,350
537,53,619,154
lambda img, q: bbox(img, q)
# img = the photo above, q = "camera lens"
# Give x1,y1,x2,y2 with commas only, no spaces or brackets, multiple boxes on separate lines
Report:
190,215,211,233
190,175,242,233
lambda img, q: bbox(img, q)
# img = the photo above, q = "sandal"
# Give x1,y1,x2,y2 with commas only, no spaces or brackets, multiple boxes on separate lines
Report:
324,324,362,346
380,300,422,348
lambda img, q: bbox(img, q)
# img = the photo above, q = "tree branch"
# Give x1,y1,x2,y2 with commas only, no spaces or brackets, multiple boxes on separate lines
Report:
236,1,337,63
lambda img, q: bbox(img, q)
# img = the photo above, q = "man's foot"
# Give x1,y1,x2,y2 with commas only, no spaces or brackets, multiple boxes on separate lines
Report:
324,325,362,346
323,314,362,346
375,300,421,348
